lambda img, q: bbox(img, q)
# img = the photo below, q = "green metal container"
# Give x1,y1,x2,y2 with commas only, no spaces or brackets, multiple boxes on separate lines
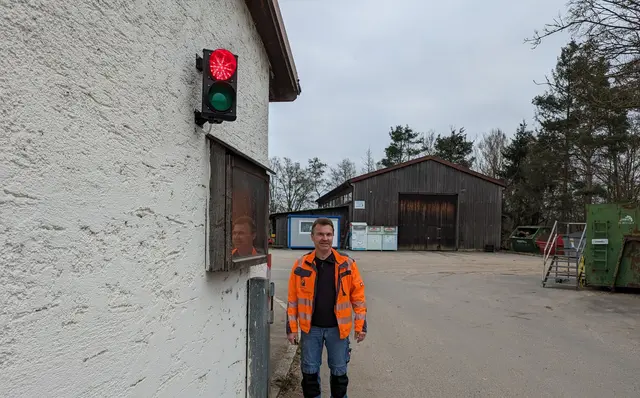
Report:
584,203,640,288
509,226,551,253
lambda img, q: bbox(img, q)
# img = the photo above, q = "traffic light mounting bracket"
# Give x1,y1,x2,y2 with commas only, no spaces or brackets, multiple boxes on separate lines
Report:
195,54,207,127
194,110,222,127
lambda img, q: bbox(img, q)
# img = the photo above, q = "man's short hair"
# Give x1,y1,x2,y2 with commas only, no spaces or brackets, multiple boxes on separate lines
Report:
311,218,334,234
234,216,256,233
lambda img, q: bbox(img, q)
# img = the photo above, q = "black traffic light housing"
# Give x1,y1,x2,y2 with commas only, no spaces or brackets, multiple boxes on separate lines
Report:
195,48,238,126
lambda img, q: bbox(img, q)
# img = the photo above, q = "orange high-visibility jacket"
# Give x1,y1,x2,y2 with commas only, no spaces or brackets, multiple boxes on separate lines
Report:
286,249,367,340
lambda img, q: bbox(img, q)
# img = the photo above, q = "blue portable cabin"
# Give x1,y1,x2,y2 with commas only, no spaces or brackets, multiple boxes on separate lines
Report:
269,205,350,249
287,214,341,249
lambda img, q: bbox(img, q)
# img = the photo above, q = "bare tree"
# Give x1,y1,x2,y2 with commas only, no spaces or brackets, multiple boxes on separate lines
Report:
269,168,284,214
594,111,640,202
270,157,314,212
421,129,437,156
307,157,328,198
527,0,640,108
329,158,357,188
361,147,376,174
475,128,507,178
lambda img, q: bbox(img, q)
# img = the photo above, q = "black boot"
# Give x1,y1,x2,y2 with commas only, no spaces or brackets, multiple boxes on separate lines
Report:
330,373,349,398
301,372,321,398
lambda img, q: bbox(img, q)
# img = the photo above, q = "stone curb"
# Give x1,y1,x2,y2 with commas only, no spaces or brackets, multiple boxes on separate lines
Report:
270,297,299,398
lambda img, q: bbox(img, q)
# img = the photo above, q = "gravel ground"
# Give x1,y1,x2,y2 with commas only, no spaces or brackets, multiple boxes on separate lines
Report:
270,249,640,397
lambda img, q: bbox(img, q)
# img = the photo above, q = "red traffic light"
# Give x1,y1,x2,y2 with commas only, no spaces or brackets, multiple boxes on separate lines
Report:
209,49,237,80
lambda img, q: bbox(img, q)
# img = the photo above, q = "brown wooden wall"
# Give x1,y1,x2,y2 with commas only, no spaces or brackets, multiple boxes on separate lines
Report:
273,216,289,247
317,185,352,208
350,160,503,250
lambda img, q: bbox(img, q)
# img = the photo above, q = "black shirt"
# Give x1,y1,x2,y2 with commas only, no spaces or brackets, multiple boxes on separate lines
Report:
311,253,338,328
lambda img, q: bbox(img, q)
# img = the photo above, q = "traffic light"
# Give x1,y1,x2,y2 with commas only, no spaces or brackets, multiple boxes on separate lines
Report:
195,48,238,125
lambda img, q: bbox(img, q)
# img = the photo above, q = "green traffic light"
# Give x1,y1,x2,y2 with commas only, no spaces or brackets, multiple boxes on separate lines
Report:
208,83,234,112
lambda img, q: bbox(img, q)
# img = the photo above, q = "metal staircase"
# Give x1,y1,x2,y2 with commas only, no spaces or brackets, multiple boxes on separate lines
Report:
542,221,587,288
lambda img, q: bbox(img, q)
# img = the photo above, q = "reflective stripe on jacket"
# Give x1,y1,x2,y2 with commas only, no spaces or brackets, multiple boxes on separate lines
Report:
286,249,367,340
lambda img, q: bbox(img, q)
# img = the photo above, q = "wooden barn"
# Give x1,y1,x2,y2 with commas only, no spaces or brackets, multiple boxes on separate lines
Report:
315,156,505,251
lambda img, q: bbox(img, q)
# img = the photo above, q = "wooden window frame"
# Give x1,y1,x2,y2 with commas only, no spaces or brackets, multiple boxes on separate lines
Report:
206,136,270,272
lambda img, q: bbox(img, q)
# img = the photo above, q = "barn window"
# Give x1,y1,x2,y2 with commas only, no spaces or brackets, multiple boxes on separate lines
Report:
206,137,269,272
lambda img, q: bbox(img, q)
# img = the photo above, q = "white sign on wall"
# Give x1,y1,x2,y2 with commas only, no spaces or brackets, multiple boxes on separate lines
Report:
354,200,365,209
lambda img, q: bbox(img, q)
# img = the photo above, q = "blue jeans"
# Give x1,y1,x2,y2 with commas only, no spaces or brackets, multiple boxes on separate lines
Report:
300,326,350,398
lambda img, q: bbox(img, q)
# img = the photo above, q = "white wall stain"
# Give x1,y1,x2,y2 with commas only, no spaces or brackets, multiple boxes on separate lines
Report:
0,0,271,396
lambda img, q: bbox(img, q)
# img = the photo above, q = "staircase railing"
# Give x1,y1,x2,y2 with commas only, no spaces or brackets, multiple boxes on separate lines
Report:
573,223,587,280
564,222,587,264
542,221,587,288
542,220,558,281
575,225,587,264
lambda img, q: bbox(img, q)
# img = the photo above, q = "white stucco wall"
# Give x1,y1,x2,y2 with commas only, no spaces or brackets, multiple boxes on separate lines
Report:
0,0,271,396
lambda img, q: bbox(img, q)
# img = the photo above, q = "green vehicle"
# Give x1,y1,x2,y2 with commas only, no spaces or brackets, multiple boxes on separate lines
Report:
584,203,640,289
509,225,551,253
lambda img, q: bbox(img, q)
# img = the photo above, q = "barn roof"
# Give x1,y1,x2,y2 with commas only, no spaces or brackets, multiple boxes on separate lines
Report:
316,156,506,203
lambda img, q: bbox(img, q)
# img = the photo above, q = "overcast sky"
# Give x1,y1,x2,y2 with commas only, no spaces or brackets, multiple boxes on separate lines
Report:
268,0,570,169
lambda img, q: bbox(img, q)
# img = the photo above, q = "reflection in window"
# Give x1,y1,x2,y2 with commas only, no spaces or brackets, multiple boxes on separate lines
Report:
232,216,258,257
207,137,269,272
232,162,267,259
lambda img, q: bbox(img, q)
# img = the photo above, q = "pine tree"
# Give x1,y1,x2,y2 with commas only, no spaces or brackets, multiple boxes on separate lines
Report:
434,127,475,168
533,40,633,220
499,121,533,183
532,41,583,221
499,121,546,228
378,125,422,168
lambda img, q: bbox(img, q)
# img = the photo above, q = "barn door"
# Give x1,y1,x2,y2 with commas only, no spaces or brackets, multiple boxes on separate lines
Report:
398,194,457,251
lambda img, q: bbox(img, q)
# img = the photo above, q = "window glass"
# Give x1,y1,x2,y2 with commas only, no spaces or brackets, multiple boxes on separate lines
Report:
231,163,267,259
299,221,313,234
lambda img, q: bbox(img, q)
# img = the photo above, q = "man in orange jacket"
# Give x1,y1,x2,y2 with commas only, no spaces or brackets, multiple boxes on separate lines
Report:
286,218,367,398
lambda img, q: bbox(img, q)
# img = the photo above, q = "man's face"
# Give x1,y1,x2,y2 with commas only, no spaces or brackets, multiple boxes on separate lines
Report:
233,223,255,249
311,224,334,251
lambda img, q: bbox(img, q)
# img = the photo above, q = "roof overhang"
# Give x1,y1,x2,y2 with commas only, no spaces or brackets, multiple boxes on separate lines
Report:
315,181,353,204
207,134,274,173
244,0,301,102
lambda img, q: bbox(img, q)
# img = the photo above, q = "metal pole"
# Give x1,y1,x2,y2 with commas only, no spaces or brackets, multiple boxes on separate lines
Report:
247,277,271,398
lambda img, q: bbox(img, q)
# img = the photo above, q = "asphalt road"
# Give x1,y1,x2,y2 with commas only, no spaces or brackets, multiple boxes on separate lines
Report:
270,249,640,397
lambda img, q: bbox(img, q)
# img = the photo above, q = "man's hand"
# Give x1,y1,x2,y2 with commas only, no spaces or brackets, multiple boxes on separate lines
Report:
355,331,366,343
287,333,298,345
